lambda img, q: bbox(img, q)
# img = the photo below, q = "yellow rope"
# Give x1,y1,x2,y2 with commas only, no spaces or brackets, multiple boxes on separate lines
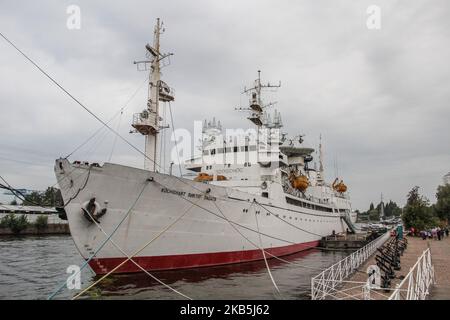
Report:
72,200,197,300
253,203,281,296
84,209,192,300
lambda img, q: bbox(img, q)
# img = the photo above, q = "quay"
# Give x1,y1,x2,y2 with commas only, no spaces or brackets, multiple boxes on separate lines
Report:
0,205,69,236
0,223,69,236
312,232,450,300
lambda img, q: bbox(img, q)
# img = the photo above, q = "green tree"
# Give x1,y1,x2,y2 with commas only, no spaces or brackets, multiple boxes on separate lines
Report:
402,186,438,230
434,184,450,222
23,191,43,206
383,200,402,217
369,209,379,221
23,187,63,207
369,202,374,211
34,215,48,231
0,214,29,234
9,199,18,205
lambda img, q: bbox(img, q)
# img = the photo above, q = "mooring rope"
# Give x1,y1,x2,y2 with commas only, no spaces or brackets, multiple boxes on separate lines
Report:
66,77,148,160
61,165,93,208
211,201,323,271
71,194,202,300
47,180,149,300
168,101,183,177
255,201,325,238
83,208,192,300
253,203,282,296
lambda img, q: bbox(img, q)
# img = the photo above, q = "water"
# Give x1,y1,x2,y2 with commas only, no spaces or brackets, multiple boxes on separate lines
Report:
0,235,351,300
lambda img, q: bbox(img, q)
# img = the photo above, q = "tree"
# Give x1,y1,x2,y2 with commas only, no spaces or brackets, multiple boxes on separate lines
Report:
402,186,438,230
369,209,379,221
434,184,450,222
384,200,401,217
369,202,374,211
23,187,63,207
23,191,42,206
9,199,18,205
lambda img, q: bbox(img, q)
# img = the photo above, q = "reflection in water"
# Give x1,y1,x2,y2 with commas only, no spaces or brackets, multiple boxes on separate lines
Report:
85,249,348,300
0,235,351,300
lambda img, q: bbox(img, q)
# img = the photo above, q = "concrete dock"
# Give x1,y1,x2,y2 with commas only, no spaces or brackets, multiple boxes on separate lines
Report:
320,232,376,249
335,235,450,299
0,223,70,235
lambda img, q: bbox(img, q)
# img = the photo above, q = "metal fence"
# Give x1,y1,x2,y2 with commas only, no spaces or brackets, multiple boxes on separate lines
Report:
311,231,391,300
388,248,435,300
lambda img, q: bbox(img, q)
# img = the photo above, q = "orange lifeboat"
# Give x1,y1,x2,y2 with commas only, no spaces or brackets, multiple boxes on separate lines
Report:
216,175,228,181
194,173,213,182
289,173,309,192
332,178,348,193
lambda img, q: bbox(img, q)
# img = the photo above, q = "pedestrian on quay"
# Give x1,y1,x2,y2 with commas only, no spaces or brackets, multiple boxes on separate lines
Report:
446,228,449,237
432,228,437,240
437,228,442,241
421,230,427,240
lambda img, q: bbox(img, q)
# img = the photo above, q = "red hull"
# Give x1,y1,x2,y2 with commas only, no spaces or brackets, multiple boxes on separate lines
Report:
88,240,320,274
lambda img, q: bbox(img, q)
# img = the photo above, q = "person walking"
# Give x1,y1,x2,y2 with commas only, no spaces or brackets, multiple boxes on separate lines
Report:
445,227,449,237
421,230,427,240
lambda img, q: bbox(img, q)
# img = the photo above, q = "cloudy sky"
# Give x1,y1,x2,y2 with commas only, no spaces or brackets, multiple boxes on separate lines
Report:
0,0,449,210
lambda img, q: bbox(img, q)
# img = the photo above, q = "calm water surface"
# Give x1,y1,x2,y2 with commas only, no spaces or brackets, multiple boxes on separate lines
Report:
0,235,352,300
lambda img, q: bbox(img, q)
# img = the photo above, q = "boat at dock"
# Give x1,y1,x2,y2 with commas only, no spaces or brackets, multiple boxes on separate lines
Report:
54,19,356,274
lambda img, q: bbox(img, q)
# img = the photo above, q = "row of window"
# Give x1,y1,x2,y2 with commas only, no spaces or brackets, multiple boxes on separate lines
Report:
241,208,337,223
204,163,252,170
203,145,258,156
285,197,334,213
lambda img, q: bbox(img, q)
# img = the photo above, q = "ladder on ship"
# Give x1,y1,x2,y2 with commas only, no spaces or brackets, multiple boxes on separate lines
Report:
340,212,357,234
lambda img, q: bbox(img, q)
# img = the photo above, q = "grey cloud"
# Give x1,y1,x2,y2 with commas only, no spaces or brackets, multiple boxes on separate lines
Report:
0,0,449,209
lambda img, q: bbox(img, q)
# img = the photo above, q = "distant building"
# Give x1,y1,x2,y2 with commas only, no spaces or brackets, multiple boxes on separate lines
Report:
444,172,450,185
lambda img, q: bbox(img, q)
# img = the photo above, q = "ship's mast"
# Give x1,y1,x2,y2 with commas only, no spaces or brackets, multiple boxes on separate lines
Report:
241,70,281,128
146,19,162,171
317,134,325,185
132,18,174,172
380,193,385,220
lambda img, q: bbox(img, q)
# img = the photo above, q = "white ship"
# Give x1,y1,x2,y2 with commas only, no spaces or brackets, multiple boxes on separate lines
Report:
55,19,356,274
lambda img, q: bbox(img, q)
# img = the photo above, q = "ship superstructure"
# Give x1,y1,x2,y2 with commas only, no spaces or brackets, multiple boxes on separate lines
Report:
54,19,356,275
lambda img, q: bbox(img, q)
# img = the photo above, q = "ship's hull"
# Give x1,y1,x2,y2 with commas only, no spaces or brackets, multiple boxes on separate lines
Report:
55,159,349,274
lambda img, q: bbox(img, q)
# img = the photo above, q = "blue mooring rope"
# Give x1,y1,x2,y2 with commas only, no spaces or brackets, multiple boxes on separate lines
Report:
47,181,148,300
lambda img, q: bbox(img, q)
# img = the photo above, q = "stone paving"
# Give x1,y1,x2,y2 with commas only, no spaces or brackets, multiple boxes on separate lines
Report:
428,235,450,300
329,235,450,300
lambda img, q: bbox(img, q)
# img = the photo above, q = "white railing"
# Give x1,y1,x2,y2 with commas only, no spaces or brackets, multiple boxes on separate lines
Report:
311,230,391,300
388,248,435,300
